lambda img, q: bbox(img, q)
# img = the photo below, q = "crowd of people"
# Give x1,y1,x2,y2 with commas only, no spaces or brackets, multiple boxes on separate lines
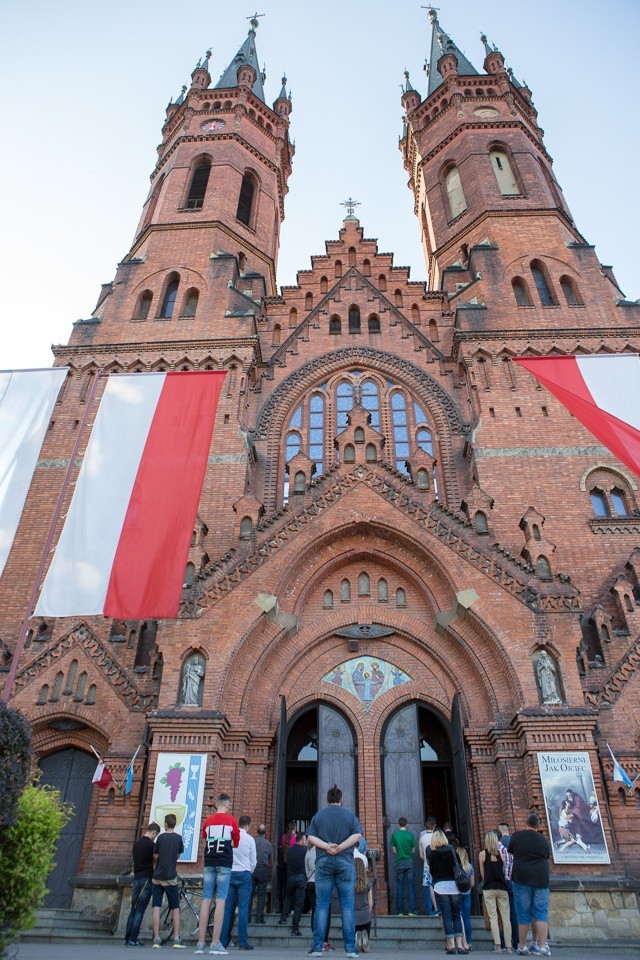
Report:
123,790,551,958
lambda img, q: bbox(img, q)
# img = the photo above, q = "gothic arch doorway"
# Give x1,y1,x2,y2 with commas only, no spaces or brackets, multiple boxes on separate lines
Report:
285,703,357,833
381,702,461,914
39,747,96,907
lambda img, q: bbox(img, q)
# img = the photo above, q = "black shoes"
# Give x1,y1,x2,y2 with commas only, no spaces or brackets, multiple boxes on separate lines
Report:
291,930,301,937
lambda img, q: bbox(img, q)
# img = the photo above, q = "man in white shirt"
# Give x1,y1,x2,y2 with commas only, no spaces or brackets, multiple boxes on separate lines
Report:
220,816,257,950
418,816,439,917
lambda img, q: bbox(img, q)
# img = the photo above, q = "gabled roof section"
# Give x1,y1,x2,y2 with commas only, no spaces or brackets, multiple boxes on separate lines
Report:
426,10,479,96
215,24,266,103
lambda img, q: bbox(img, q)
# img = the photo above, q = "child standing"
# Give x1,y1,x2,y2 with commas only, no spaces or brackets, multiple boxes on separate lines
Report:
354,857,373,952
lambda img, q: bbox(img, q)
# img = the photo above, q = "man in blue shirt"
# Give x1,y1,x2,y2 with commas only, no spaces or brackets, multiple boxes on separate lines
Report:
306,784,362,958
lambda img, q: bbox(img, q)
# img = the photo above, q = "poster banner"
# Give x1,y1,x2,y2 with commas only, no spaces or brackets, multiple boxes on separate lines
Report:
537,752,610,865
150,753,207,862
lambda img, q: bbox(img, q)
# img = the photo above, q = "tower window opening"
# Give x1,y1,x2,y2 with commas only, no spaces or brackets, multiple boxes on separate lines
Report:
239,516,252,538
320,276,328,294
378,274,387,291
335,260,343,278
134,290,153,320
490,149,520,195
341,579,351,602
391,391,410,473
590,488,610,517
365,443,377,462
348,305,361,334
344,444,355,462
444,165,467,219
560,275,583,306
396,588,407,607
611,488,628,517
368,314,380,333
305,292,313,311
329,315,341,334
348,247,356,267
180,288,199,318
363,259,371,277
160,275,180,318
323,589,333,609
378,578,388,601
272,323,281,345
530,260,557,306
185,159,211,209
512,277,533,307
394,289,403,308
236,172,256,226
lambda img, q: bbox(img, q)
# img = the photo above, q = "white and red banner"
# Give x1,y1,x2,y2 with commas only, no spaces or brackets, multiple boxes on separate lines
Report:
92,759,114,789
0,368,67,579
514,355,640,478
36,371,225,620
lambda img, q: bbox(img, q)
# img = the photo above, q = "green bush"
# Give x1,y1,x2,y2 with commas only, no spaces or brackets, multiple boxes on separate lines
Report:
0,702,32,827
0,783,71,956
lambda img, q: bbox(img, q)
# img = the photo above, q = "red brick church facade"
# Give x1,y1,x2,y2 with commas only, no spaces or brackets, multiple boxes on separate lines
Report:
2,12,639,934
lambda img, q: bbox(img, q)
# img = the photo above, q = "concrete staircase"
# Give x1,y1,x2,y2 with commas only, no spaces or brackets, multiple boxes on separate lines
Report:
24,908,115,942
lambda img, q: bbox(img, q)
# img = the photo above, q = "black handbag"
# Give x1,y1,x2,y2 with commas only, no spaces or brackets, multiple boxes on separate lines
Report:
453,850,471,893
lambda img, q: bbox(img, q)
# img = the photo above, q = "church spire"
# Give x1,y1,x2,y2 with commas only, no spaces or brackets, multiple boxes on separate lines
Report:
215,14,266,102
425,7,479,96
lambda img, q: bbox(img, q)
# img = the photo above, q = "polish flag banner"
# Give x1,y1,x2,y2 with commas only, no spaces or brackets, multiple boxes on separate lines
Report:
36,371,225,620
0,368,68,579
514,355,640,478
91,760,114,789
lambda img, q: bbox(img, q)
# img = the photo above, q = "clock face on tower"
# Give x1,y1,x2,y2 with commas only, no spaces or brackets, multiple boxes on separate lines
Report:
473,107,499,118
200,119,226,132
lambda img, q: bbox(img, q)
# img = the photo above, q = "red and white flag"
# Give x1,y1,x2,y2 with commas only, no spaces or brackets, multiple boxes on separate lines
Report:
514,355,640,478
36,371,225,620
0,368,68,579
91,759,114,789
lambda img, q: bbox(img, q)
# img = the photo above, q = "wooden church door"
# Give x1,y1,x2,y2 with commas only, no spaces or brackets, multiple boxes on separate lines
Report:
318,704,357,813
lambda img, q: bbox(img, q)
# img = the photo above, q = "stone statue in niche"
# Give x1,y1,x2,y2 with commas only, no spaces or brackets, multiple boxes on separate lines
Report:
180,653,205,706
535,650,562,704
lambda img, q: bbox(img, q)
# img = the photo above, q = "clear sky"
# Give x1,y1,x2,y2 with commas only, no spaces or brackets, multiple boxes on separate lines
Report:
1,0,638,369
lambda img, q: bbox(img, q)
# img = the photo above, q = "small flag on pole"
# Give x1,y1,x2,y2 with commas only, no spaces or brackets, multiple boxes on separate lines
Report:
607,743,636,790
92,759,114,789
123,745,141,795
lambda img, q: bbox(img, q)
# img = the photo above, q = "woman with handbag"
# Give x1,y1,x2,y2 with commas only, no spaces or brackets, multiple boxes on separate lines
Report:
478,830,513,954
426,829,468,956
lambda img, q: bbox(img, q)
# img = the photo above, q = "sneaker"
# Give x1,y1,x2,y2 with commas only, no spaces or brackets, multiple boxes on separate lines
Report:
361,931,369,954
538,948,551,958
529,946,541,956
209,946,228,956
407,912,416,917
346,953,359,959
308,952,324,957
278,918,288,925
516,950,529,957
173,940,186,950
195,945,206,955
153,939,162,949
355,932,363,953
238,948,254,952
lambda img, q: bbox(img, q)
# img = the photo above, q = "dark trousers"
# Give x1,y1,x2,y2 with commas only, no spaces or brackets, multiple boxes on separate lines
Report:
251,866,269,922
434,891,463,939
124,876,152,943
281,873,306,931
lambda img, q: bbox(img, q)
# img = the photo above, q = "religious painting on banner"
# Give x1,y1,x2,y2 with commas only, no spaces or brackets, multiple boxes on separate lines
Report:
149,753,207,861
537,752,610,864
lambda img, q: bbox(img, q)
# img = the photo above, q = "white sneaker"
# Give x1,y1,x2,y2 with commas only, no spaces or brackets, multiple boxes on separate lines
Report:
209,946,228,956
195,945,205,955
361,931,369,953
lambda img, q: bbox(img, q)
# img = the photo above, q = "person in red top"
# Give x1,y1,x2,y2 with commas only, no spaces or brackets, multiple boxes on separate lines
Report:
196,793,240,955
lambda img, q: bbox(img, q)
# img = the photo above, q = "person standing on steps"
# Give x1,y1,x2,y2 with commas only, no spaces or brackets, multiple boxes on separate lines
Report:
306,784,362,959
196,793,240,956
124,821,160,946
250,823,272,924
507,812,551,957
151,815,186,949
278,831,308,937
220,815,257,951
390,817,416,916
418,816,439,918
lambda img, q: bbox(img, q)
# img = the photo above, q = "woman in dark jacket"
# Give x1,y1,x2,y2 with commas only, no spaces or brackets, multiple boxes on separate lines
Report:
427,829,467,955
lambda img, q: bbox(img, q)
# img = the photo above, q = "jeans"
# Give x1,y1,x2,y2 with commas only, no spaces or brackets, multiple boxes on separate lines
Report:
460,890,472,944
220,871,253,947
434,892,463,938
125,876,152,943
251,865,269,922
512,882,549,924
395,861,415,914
312,857,355,954
281,873,306,931
423,882,438,915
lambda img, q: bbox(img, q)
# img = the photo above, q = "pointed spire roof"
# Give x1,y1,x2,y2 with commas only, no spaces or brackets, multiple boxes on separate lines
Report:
278,74,288,100
426,8,479,96
215,19,265,103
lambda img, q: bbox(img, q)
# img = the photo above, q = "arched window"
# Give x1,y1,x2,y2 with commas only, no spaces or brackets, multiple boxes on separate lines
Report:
134,620,157,668
184,562,195,586
62,661,77,696
186,159,211,209
335,260,343,278
429,318,439,342
337,381,354,432
348,247,356,267
396,587,407,607
305,292,313,311
293,471,306,493
361,380,380,427
489,149,519,195
378,274,387,291
285,430,302,462
417,469,430,490
411,304,420,324
358,572,370,596
368,314,380,333
86,684,97,705
365,443,377,462
377,578,388,601
537,555,552,579
75,671,87,701
512,277,533,306
239,516,253,538
348,305,361,334
37,684,49,705
625,594,634,613
601,623,611,643
391,392,410,473
309,393,324,474
611,488,628,516
363,259,371,277
134,290,153,320
236,172,256,226
290,306,298,325
590,489,610,517
341,579,351,602
344,444,355,462
416,427,433,455
323,589,334,609
530,260,557,306
532,524,541,541
445,165,467,219
180,288,199,318
272,323,281,345
394,289,403,308
320,276,328,294
50,671,63,701
474,511,489,533
354,426,365,443
160,274,179,318
329,315,341,334
560,276,582,306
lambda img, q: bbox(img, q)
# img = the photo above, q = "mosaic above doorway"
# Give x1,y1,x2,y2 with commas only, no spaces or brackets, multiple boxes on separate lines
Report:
322,656,411,711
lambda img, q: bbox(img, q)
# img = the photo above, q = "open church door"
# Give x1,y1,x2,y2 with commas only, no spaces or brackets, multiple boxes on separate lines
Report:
318,704,356,813
451,692,478,910
272,695,287,912
382,703,424,914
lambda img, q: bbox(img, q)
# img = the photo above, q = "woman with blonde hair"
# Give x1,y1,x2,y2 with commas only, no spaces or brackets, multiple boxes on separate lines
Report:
456,846,475,952
427,829,466,955
353,856,373,952
478,830,512,954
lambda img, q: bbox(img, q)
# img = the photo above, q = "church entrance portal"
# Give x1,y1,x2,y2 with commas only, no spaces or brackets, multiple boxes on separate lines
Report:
382,702,462,914
39,747,95,907
285,703,357,832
